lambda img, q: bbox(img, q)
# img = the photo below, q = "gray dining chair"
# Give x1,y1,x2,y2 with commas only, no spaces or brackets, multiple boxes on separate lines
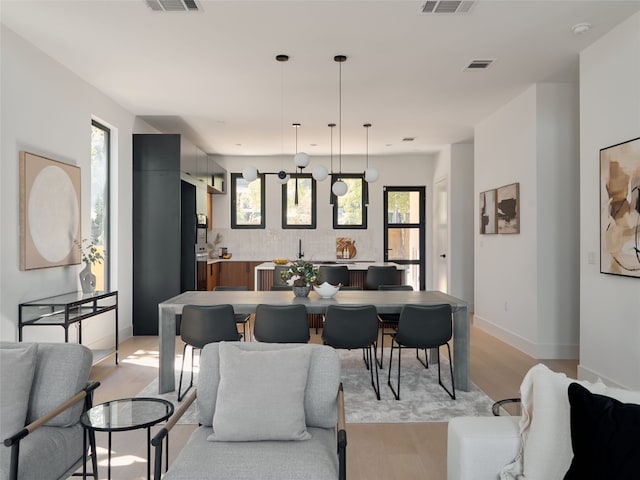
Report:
322,305,380,400
387,304,455,400
178,304,241,401
213,286,252,341
253,304,310,343
364,265,398,290
376,285,414,368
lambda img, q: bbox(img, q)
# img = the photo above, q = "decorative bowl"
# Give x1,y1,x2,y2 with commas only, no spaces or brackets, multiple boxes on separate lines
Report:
273,258,289,265
313,282,340,298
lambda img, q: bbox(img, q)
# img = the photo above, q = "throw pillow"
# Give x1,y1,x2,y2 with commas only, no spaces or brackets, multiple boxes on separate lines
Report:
0,343,38,437
564,382,640,479
500,363,607,480
207,342,312,441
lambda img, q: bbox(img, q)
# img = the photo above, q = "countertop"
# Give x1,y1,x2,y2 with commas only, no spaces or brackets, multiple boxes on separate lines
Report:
255,261,407,270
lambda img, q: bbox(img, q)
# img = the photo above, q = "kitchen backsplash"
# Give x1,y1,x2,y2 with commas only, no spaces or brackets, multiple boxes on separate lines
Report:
208,228,378,262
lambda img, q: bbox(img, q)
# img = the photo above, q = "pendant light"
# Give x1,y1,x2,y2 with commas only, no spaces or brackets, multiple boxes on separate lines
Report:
363,123,379,183
331,54,348,197
275,54,290,184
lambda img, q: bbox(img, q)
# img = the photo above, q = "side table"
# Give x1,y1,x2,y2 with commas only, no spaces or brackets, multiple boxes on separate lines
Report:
80,397,174,480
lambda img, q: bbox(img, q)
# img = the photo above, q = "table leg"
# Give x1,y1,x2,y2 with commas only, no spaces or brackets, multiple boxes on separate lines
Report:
108,431,112,480
82,428,87,479
147,427,151,480
158,305,176,393
453,305,470,391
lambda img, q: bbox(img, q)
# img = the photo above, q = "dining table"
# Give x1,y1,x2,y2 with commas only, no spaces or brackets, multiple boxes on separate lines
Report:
157,289,470,393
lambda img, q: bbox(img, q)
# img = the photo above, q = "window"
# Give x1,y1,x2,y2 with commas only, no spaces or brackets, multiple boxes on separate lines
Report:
332,174,367,229
231,173,265,228
282,174,316,229
90,120,110,289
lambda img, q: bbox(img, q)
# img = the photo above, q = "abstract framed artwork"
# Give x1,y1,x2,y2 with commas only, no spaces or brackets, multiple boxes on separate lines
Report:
497,183,520,234
600,137,640,278
479,189,497,234
19,151,81,270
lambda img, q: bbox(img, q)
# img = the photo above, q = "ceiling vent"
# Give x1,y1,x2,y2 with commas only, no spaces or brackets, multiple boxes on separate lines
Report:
145,0,200,12
420,1,475,14
464,59,495,71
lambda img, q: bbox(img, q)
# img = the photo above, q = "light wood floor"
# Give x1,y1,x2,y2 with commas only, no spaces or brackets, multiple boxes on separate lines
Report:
86,321,577,480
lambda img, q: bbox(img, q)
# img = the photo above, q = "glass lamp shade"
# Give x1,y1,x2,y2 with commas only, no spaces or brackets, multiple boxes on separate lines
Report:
312,165,329,181
294,152,310,168
275,170,290,184
242,166,259,182
364,167,379,183
332,179,348,196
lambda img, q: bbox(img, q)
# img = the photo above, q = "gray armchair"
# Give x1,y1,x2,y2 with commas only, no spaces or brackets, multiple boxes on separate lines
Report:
152,342,347,480
1,342,99,480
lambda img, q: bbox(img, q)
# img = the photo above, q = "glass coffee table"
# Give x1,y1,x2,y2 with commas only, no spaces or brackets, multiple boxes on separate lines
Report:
81,397,174,480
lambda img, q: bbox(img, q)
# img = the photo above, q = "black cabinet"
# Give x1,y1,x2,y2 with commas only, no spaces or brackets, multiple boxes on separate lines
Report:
133,134,181,335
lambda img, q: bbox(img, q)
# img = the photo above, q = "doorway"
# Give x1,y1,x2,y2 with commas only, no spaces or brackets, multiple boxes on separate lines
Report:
434,177,449,292
383,186,426,290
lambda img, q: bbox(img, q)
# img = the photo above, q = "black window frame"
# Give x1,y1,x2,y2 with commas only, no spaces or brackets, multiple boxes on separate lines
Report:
281,173,317,229
332,173,368,229
231,172,265,229
90,119,111,289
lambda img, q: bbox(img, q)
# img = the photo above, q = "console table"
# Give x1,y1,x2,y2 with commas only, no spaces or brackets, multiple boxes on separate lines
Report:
19,290,119,365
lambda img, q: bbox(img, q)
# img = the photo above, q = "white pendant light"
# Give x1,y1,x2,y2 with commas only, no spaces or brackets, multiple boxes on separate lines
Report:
363,123,379,183
333,54,348,197
332,179,348,196
294,152,310,168
275,170,290,184
312,164,329,181
242,165,258,183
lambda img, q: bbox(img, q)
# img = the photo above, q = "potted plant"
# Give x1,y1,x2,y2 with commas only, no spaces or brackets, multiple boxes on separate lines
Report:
280,260,319,297
75,239,105,293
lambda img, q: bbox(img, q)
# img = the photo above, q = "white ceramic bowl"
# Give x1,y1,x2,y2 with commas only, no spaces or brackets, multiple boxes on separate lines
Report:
313,282,340,298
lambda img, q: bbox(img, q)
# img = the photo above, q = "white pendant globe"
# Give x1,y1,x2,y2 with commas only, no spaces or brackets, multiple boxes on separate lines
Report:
275,170,290,184
294,152,310,168
312,165,329,181
242,166,258,182
364,167,379,183
332,180,348,196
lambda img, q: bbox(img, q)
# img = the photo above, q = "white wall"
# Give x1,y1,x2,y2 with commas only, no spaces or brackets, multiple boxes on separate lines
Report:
0,26,152,346
578,12,640,389
474,82,580,359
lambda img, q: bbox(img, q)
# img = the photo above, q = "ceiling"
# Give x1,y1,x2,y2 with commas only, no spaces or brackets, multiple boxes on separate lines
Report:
2,0,639,158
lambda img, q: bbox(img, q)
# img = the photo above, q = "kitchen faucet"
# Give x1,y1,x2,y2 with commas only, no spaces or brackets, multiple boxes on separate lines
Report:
298,238,304,259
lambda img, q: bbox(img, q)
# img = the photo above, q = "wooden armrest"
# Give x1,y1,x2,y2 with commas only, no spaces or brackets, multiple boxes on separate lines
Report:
151,389,197,447
492,397,521,416
4,381,100,447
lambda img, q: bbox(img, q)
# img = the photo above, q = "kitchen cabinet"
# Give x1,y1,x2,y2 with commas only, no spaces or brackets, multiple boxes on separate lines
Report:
218,261,262,290
207,262,219,291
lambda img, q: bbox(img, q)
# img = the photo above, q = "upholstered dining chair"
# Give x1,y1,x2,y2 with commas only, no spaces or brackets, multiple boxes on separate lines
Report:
387,304,455,400
376,284,414,368
317,265,350,286
364,265,398,290
322,305,381,400
178,304,241,401
213,286,252,341
253,304,310,344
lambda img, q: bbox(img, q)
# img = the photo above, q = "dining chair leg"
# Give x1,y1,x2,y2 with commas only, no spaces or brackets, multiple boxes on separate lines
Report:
437,344,456,400
367,345,381,400
177,344,194,402
376,324,385,369
416,348,429,369
387,341,401,400
362,348,370,370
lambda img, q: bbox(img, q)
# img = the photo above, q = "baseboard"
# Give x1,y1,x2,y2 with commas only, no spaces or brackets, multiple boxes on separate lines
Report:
473,315,578,360
577,364,628,389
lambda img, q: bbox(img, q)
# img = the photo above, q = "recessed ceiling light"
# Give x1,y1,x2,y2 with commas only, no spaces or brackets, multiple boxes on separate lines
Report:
310,144,317,147
571,22,592,35
402,137,415,142
235,143,242,147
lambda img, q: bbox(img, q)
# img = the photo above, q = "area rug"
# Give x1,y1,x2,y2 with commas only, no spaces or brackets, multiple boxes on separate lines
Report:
137,348,495,424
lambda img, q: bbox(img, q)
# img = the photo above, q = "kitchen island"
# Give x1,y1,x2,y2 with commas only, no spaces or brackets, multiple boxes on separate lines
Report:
255,261,407,291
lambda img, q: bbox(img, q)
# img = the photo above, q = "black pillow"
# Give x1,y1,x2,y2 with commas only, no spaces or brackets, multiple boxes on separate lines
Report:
564,382,640,480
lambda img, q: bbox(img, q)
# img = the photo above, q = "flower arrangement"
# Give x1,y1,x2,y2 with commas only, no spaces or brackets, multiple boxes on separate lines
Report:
75,238,105,266
281,260,319,287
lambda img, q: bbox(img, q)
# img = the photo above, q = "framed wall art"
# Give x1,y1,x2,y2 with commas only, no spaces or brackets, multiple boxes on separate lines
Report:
479,189,497,234
497,183,520,234
600,137,640,278
20,151,81,270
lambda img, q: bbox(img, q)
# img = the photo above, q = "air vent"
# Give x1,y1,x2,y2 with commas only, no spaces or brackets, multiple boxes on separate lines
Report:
464,59,495,71
145,0,200,12
420,1,475,14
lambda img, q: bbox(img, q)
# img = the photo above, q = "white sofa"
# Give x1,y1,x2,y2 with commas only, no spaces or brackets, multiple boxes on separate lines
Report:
447,364,640,480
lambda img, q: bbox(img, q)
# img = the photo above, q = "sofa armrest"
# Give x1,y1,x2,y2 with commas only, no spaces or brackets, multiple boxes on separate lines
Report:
447,416,521,480
337,383,346,480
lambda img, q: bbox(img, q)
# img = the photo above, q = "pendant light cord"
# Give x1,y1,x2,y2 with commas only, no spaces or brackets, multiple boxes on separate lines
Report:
338,59,342,176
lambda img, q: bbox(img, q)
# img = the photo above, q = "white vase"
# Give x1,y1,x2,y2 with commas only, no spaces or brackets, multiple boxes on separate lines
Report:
79,262,97,293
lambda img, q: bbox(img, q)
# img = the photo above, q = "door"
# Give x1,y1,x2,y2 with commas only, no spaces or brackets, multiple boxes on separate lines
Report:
384,187,426,290
434,177,449,292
